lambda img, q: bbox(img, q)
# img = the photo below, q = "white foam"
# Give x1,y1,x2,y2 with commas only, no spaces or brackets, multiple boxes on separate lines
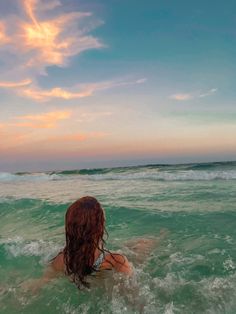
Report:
164,302,175,314
0,172,17,181
3,236,62,261
152,270,236,313
223,258,235,271
0,172,60,182
88,170,236,181
1,168,236,183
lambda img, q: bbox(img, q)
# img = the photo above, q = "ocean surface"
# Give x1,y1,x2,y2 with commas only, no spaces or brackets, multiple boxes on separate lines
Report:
0,161,236,314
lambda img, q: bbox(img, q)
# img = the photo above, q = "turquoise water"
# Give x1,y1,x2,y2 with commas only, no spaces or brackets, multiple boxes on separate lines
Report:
0,161,236,313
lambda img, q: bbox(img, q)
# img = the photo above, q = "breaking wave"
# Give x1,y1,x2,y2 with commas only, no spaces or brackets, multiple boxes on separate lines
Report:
0,161,236,182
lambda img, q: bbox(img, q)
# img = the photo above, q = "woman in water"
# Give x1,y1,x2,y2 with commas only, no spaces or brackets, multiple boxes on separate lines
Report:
50,196,132,288
22,195,160,292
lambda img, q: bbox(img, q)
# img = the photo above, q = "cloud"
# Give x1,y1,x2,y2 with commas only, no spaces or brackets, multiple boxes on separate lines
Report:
169,88,218,101
0,0,103,77
169,93,192,101
0,22,10,45
76,111,113,122
199,88,218,98
136,78,147,84
19,86,93,101
12,110,71,128
21,0,103,69
47,132,107,142
0,75,146,102
0,110,107,152
0,79,32,88
36,0,61,11
5,77,146,101
0,1,147,104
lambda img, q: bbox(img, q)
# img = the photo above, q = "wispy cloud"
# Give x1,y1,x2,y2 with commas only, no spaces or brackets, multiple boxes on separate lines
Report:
47,132,108,142
12,110,71,129
34,0,62,12
0,0,103,79
76,111,113,123
169,88,218,101
0,79,32,88
199,88,217,98
0,129,107,152
22,0,102,70
135,78,147,84
0,77,147,101
0,1,146,103
0,21,10,45
0,109,108,151
19,86,93,101
169,93,192,101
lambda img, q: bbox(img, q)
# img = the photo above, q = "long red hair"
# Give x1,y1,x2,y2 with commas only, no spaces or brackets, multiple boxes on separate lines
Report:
63,196,106,288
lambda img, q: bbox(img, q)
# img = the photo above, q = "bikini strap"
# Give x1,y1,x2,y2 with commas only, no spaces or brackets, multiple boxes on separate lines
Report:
93,251,106,270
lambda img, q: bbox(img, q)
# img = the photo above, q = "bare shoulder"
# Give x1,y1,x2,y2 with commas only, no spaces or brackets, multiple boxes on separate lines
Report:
104,252,133,275
50,252,64,272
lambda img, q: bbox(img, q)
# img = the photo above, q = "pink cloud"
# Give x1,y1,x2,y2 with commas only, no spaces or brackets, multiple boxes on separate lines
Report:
169,93,192,101
12,110,71,128
0,79,32,88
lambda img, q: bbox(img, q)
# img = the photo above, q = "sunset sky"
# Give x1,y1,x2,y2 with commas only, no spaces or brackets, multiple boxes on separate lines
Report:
0,0,236,171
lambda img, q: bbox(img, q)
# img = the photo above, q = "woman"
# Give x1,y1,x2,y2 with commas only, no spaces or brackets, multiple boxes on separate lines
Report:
50,196,132,288
22,196,161,293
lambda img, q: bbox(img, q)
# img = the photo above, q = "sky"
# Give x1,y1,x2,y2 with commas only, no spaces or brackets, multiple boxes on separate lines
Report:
0,0,236,172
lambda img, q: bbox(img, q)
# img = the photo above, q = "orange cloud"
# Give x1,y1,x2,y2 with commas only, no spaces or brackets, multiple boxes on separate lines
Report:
0,112,107,154
0,0,103,83
0,22,9,45
45,132,108,144
77,111,113,122
20,86,93,101
0,1,147,102
65,132,107,141
23,0,39,27
169,93,192,101
0,79,32,88
18,0,103,70
19,78,146,101
13,110,71,128
0,127,32,151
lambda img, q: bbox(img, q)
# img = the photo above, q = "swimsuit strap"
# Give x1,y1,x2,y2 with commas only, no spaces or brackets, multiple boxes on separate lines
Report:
93,251,106,270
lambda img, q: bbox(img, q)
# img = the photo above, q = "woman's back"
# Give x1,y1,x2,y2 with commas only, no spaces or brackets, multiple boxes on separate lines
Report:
51,249,132,275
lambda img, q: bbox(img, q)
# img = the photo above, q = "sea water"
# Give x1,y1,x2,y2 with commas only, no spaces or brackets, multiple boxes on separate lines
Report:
0,161,236,313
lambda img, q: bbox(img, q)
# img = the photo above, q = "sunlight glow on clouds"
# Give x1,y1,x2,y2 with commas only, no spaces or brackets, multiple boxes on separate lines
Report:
0,0,103,87
0,0,146,102
20,78,147,101
0,108,108,152
0,0,234,171
0,79,32,88
0,22,9,45
76,111,113,123
20,0,103,71
20,86,93,101
13,110,71,129
0,110,71,130
170,93,192,101
0,0,149,108
0,77,147,101
47,132,108,143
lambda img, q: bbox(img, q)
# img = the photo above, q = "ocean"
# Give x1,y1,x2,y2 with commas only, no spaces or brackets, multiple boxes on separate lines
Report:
0,161,236,314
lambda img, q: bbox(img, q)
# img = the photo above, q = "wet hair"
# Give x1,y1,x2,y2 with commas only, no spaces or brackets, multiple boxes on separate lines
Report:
63,196,107,288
